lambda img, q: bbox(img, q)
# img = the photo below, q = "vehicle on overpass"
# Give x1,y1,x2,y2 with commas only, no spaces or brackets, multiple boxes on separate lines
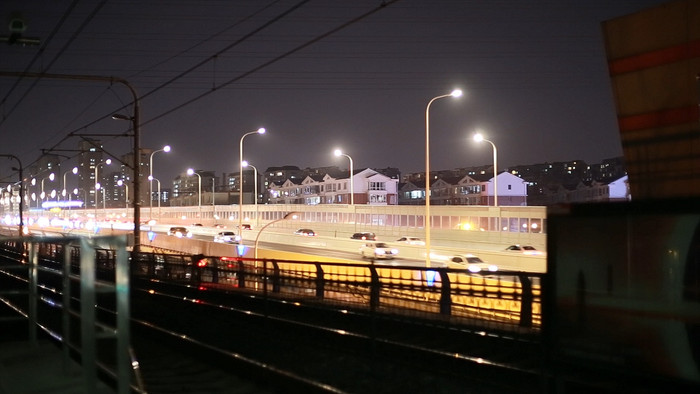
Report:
359,242,398,260
504,245,544,255
351,232,376,241
167,226,192,238
396,236,425,245
448,254,497,273
213,231,240,244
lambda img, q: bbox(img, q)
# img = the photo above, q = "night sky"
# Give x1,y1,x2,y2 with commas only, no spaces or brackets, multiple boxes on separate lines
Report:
0,0,669,186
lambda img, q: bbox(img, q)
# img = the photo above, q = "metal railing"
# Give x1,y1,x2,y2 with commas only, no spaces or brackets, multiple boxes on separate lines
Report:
4,237,541,339
0,235,142,394
130,252,542,333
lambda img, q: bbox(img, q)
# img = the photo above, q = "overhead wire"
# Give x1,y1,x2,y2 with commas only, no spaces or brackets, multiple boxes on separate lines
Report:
33,0,300,165
10,0,405,178
137,0,405,127
10,0,285,175
0,0,83,128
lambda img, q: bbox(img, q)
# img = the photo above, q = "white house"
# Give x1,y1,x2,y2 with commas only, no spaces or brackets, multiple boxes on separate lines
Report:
268,168,399,205
473,172,528,206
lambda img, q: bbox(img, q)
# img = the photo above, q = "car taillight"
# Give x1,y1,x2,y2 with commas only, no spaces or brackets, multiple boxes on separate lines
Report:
197,259,207,267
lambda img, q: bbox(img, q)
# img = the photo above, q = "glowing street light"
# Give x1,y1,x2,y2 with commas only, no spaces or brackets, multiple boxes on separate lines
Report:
473,132,498,207
117,179,129,211
149,145,170,219
187,168,202,215
40,173,55,201
239,127,265,235
241,160,260,227
148,175,162,220
425,88,462,267
62,166,78,198
333,149,354,205
94,158,111,221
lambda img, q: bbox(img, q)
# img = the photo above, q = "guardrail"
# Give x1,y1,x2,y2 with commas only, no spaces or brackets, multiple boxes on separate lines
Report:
0,236,143,394
130,253,542,333
4,237,541,336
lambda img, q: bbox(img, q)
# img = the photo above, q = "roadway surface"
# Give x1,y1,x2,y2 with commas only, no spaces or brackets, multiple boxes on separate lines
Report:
151,224,547,272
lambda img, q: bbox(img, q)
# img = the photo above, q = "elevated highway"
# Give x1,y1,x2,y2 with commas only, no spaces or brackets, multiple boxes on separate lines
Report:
5,203,548,272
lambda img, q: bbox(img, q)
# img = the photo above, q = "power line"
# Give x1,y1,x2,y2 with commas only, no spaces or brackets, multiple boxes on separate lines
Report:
0,0,84,127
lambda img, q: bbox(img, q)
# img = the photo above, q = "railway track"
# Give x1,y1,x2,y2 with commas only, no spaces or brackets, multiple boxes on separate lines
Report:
5,239,692,393
123,278,545,393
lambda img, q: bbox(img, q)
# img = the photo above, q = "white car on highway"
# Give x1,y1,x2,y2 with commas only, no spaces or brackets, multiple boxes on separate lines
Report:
395,236,425,245
213,231,240,244
504,245,544,256
448,254,498,273
359,242,398,260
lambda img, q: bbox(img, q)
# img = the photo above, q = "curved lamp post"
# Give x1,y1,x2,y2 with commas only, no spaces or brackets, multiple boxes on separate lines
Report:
40,173,55,205
254,212,300,262
333,149,354,205
117,179,129,214
187,168,202,217
241,161,259,227
473,133,498,207
62,167,78,199
425,89,462,267
94,159,111,221
148,176,162,220
149,145,170,219
239,127,265,235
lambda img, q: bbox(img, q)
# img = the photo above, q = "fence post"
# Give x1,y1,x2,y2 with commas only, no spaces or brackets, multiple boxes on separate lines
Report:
112,236,131,394
271,261,281,293
369,265,380,311
237,259,246,288
438,270,452,315
27,241,38,344
518,274,533,327
79,237,98,392
62,241,73,371
315,263,325,299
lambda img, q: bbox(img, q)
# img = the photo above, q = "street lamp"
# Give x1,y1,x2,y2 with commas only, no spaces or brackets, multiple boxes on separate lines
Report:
425,89,462,267
93,158,111,221
40,173,55,205
254,212,300,261
149,145,170,219
241,161,259,227
239,127,265,235
333,149,354,205
117,179,129,212
473,133,498,207
187,168,202,216
148,176,162,220
62,166,78,199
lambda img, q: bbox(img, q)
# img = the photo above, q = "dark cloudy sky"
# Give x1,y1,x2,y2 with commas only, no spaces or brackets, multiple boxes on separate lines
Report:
0,0,668,186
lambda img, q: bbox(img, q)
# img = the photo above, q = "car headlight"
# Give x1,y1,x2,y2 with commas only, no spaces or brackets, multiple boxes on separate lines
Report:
375,249,386,255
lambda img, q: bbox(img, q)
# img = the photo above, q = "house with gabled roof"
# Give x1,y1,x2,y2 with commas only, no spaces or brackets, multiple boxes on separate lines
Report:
267,168,399,205
398,172,527,206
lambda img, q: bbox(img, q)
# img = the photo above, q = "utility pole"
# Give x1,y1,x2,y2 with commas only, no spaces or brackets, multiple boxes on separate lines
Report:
0,72,142,252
